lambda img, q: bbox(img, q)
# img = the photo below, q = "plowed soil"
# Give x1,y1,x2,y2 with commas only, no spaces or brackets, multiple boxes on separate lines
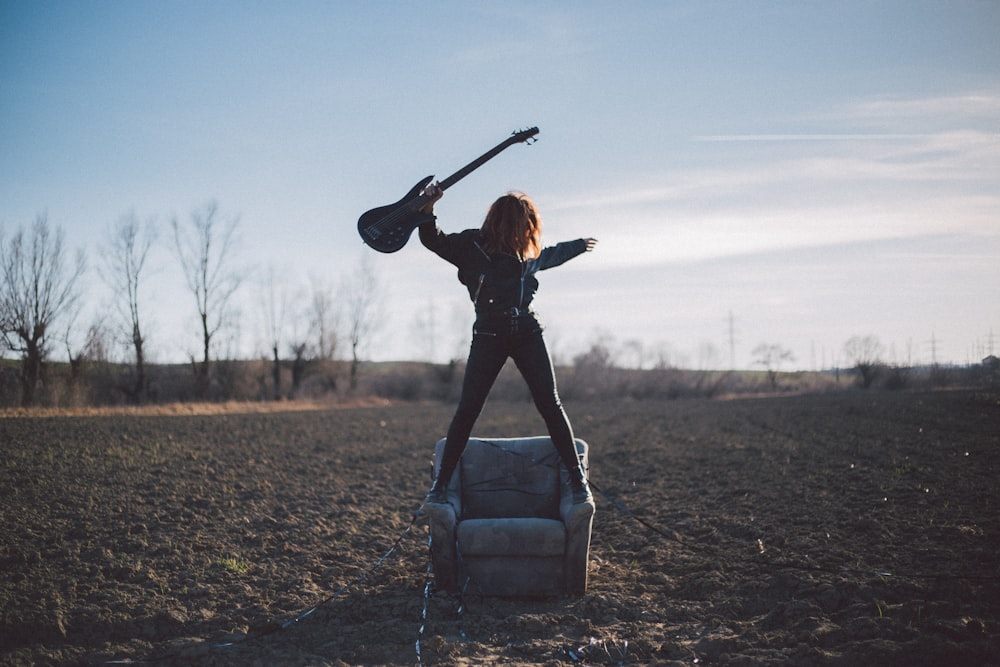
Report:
2,389,998,666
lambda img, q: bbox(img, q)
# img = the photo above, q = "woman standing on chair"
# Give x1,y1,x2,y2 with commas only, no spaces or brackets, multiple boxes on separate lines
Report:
418,186,596,505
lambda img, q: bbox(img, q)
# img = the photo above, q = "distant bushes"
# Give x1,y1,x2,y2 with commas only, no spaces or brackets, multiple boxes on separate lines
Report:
0,357,346,409
857,362,995,392
1,355,995,410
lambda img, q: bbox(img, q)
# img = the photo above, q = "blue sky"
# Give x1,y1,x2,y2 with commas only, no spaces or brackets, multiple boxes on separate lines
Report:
2,1,998,369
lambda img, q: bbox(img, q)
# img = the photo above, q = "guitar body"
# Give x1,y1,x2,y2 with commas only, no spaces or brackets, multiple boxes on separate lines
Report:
358,127,539,253
357,175,437,253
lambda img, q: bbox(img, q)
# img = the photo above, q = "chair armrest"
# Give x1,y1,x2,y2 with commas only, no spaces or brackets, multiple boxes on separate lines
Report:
561,498,595,595
560,498,595,534
425,499,457,529
425,501,460,593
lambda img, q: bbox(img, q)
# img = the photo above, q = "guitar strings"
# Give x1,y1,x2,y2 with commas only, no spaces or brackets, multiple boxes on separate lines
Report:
364,134,529,240
365,194,424,238
366,151,497,237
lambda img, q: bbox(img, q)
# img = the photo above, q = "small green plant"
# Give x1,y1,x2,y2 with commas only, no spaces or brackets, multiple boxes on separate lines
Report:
216,555,250,575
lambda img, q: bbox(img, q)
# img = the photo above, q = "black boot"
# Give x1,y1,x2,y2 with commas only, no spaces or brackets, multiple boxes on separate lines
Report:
570,465,593,504
425,480,449,505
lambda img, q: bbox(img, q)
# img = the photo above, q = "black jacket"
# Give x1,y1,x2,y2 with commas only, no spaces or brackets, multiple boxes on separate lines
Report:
419,220,588,316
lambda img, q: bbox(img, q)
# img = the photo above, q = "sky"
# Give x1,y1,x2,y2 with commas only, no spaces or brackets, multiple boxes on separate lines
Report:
2,0,998,370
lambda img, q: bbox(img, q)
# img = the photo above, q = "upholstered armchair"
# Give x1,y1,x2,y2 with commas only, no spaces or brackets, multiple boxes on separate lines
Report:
424,436,595,597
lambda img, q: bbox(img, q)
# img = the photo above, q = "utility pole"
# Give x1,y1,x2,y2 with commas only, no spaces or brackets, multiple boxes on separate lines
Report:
928,332,940,367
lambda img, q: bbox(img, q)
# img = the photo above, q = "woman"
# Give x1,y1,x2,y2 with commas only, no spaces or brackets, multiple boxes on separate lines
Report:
418,186,597,505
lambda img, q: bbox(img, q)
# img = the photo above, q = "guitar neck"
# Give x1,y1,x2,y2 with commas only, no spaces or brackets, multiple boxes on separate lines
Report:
437,134,532,192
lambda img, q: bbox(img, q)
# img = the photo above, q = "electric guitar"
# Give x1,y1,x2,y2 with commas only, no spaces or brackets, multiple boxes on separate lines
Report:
357,127,539,253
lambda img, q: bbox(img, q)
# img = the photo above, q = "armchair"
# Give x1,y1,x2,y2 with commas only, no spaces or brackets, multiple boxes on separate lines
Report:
424,436,595,597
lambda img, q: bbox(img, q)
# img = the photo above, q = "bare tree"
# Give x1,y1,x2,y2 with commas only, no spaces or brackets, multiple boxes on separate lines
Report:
308,272,338,362
752,342,795,390
260,264,287,400
64,313,113,404
651,341,680,370
0,215,86,406
573,333,616,369
622,338,648,370
171,201,242,398
571,331,618,396
844,334,884,389
342,254,384,390
287,340,308,397
281,272,340,396
100,210,157,402
62,301,87,385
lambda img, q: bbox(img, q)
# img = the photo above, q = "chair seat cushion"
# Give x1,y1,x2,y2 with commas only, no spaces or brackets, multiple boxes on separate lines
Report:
457,518,565,557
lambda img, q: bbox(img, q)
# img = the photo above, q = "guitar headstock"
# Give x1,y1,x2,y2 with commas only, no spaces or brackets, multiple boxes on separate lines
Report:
511,126,540,145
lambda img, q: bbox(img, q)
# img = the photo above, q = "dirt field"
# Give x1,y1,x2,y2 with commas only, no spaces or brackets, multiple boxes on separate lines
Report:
2,389,998,666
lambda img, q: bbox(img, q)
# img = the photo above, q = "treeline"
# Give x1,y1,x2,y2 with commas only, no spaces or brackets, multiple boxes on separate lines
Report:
0,357,343,409
1,206,378,408
2,350,995,411
3,211,997,410
311,354,994,403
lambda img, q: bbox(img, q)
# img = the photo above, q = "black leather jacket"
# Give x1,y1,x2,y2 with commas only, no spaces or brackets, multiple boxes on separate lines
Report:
419,220,588,317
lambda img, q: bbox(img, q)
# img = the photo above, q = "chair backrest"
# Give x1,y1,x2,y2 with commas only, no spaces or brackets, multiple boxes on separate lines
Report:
457,437,564,520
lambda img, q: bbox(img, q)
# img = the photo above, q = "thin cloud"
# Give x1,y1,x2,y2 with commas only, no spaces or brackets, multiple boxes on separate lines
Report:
547,124,999,269
549,89,999,262
841,91,1000,126
693,133,930,142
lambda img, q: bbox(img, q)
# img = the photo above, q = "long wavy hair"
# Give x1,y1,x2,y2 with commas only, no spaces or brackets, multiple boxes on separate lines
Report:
479,192,542,260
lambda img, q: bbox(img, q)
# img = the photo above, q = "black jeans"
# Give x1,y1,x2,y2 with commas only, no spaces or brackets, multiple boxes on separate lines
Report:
434,313,585,490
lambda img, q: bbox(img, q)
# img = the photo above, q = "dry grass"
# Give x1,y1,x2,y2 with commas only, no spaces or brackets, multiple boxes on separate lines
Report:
0,397,392,419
